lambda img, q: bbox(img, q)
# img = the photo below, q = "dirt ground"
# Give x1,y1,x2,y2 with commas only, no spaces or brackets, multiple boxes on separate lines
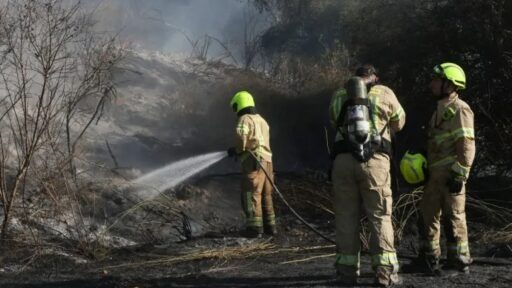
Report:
0,175,511,288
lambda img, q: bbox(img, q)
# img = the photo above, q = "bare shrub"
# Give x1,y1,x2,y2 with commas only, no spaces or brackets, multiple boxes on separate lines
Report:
0,0,123,238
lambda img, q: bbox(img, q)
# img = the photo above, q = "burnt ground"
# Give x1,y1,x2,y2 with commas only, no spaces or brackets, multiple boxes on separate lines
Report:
0,174,511,288
2,231,511,288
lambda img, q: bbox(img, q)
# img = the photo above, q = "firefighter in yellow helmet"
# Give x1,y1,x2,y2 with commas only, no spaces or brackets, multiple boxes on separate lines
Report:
227,91,276,238
329,65,405,286
419,62,475,274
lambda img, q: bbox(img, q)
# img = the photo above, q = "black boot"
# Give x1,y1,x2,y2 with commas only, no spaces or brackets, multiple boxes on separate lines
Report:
335,265,359,286
241,227,263,238
444,255,471,274
425,255,442,276
264,225,277,236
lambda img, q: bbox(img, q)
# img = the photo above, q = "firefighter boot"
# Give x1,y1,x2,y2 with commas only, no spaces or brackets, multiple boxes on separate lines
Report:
445,254,471,274
375,266,401,287
425,255,442,276
264,225,277,236
242,226,263,238
335,264,359,286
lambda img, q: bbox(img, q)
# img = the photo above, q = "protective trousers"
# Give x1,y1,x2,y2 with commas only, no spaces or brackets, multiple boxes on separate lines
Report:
241,158,276,230
420,167,470,264
332,153,398,276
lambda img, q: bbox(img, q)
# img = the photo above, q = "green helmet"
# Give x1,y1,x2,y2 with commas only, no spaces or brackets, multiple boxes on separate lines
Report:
400,151,427,184
230,91,255,113
433,62,466,89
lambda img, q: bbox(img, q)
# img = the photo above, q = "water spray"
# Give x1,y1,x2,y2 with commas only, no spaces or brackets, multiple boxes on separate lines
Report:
133,151,226,199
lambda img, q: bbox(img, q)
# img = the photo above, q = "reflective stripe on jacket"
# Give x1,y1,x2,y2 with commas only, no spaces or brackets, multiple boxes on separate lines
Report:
427,94,475,178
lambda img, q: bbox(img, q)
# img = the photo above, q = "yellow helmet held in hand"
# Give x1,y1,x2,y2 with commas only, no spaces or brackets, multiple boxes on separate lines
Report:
231,91,255,113
400,151,427,184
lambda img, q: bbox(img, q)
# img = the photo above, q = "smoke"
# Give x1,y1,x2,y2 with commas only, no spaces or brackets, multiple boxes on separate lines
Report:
87,0,270,59
78,1,330,173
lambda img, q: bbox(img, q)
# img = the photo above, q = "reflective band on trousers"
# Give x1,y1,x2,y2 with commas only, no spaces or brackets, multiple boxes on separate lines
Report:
265,214,276,225
451,161,471,178
372,252,399,272
247,216,263,227
447,241,470,255
335,253,360,267
425,240,440,251
430,155,456,168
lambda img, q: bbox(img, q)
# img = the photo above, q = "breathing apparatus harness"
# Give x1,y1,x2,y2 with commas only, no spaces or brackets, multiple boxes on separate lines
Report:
332,77,392,162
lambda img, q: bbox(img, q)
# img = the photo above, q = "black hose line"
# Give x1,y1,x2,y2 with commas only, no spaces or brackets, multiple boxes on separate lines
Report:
248,151,336,245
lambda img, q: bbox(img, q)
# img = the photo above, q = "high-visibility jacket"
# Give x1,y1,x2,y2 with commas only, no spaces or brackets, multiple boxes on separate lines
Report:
235,114,272,163
427,94,475,178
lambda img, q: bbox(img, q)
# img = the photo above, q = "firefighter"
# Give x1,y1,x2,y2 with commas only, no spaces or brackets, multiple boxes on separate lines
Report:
329,65,405,286
419,62,475,274
227,91,276,238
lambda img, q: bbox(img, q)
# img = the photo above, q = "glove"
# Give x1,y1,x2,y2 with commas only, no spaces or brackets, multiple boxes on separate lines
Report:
447,175,464,194
227,147,237,158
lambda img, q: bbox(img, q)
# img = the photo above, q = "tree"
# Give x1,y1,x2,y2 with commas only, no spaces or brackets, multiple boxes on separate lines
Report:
0,0,123,237
255,0,512,177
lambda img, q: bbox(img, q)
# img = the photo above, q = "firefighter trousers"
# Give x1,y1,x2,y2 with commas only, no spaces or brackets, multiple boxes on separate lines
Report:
332,153,398,275
420,167,470,264
241,158,276,229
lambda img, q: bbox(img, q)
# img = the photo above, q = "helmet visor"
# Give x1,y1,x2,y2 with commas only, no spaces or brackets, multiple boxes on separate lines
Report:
432,65,444,78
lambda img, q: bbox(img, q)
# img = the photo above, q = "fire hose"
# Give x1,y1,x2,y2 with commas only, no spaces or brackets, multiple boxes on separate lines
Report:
248,151,336,244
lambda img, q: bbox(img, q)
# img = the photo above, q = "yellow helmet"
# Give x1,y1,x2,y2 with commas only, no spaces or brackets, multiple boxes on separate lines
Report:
230,91,255,113
400,151,427,184
432,62,466,89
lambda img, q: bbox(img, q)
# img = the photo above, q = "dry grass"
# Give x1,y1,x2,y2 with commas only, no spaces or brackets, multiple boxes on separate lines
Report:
392,187,424,241
479,224,512,244
466,196,512,224
279,176,512,245
105,242,334,269
279,253,335,264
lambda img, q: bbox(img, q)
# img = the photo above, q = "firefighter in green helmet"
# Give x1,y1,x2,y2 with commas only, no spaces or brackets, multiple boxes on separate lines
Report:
227,91,276,238
419,62,475,274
